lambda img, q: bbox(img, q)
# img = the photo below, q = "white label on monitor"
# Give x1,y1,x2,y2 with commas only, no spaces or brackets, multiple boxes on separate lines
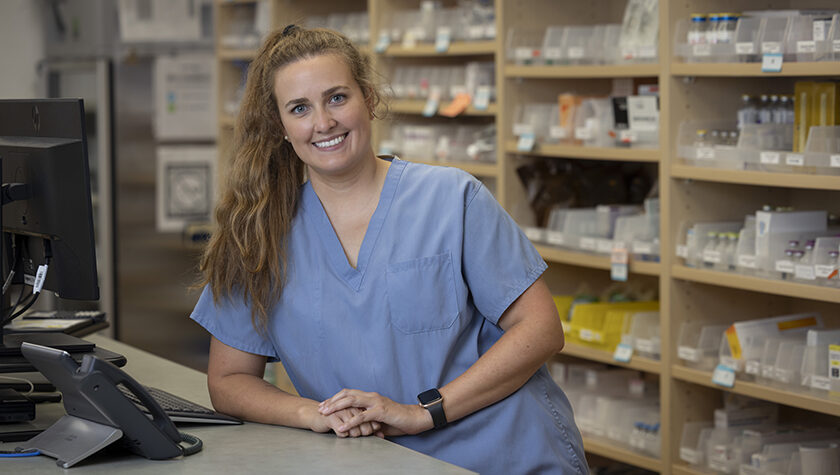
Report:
760,151,780,164
33,265,48,294
696,147,715,160
815,265,835,278
678,346,701,362
676,245,688,258
761,42,782,54
797,41,817,53
736,42,755,55
830,154,840,168
546,231,565,246
745,360,761,375
785,153,804,166
580,238,596,250
795,264,816,280
692,43,711,56
568,46,585,59
738,255,758,269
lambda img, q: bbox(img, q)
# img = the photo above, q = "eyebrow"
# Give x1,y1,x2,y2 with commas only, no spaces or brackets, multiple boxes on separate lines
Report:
284,85,350,109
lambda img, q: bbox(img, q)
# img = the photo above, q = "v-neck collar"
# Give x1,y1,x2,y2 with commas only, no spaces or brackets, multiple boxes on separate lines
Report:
301,156,406,291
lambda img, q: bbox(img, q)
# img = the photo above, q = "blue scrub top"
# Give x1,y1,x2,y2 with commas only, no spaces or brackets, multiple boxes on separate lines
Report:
191,157,586,474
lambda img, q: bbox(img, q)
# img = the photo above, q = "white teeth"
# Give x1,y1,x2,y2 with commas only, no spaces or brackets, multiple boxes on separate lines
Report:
314,134,346,148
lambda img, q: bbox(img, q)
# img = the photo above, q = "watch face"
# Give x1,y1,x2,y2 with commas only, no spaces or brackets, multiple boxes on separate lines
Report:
417,388,442,405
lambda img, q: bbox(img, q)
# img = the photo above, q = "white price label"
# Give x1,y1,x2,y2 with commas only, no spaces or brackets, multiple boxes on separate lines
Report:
761,42,782,54
762,365,775,379
468,25,484,40
568,46,584,59
638,45,657,58
785,153,804,166
796,41,816,54
737,255,758,269
678,346,701,362
580,238,596,250
633,241,653,255
815,265,835,278
578,328,598,342
549,126,567,139
795,264,816,281
516,132,536,152
811,375,832,391
611,262,628,282
760,151,780,164
435,27,452,53
546,231,565,246
692,43,711,56
676,245,688,258
735,42,755,55
712,364,736,388
703,250,721,264
515,47,534,61
696,147,715,160
543,47,563,61
745,360,761,375
775,260,795,273
830,154,840,168
619,129,638,143
524,227,546,242
761,53,783,73
597,239,614,254
636,339,655,354
614,343,634,362
834,40,840,53
574,127,592,141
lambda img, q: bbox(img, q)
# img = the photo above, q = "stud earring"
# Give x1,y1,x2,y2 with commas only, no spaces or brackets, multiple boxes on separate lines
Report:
284,135,289,141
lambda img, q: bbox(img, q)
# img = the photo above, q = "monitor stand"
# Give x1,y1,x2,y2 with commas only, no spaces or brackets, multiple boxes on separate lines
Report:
0,332,95,356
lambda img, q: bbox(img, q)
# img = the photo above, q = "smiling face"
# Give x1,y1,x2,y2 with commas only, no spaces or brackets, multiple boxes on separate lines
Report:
274,54,374,180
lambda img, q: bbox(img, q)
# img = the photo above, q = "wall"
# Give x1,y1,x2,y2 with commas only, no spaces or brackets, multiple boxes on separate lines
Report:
0,0,45,98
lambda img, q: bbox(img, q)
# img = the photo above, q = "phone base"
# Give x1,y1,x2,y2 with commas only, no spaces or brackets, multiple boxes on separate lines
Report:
18,414,123,468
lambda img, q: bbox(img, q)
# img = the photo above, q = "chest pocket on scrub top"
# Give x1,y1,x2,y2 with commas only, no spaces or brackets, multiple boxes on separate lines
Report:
386,251,460,334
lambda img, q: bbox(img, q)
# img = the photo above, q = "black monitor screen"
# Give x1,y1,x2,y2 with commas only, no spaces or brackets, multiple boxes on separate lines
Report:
0,99,98,302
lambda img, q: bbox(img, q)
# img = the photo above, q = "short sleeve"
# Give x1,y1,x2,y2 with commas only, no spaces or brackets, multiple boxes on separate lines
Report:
190,285,280,360
462,181,547,324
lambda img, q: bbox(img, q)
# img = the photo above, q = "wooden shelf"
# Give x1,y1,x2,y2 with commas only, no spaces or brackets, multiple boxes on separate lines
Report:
382,41,496,57
534,244,661,276
671,164,840,191
672,464,714,475
672,265,840,304
672,365,840,418
671,61,840,77
402,158,499,177
561,342,662,374
389,99,497,116
217,48,257,60
505,63,660,79
582,435,663,473
505,141,660,162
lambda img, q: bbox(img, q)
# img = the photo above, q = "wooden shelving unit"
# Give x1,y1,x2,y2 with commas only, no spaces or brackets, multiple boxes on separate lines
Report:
562,342,662,374
505,63,660,79
506,141,660,162
671,164,840,191
213,1,840,473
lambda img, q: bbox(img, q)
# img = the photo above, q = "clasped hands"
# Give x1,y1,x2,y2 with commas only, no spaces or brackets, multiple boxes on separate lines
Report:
309,389,434,438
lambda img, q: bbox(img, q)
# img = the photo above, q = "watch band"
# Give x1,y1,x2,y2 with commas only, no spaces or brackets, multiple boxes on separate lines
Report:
417,388,447,429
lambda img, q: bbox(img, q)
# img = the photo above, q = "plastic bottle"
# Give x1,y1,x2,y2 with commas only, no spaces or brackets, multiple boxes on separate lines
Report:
709,130,721,146
694,129,708,147
768,94,782,123
713,232,729,270
706,14,721,44
688,14,707,45
757,94,772,124
737,94,757,129
729,130,740,146
780,95,794,124
725,232,739,271
827,250,840,287
703,232,719,268
718,14,739,44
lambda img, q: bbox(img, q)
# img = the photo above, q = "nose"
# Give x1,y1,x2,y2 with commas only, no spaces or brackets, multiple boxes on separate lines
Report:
313,106,337,133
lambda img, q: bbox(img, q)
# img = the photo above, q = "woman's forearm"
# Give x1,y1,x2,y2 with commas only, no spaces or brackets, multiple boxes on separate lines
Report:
210,372,319,428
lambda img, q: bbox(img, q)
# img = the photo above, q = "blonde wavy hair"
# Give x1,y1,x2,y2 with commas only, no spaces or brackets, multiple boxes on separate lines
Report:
200,25,385,333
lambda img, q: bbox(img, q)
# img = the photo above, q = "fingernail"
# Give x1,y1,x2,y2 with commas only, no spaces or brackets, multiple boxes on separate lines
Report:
338,425,346,432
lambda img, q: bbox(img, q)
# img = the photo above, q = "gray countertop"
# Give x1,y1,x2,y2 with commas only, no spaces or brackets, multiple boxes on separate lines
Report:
0,335,474,474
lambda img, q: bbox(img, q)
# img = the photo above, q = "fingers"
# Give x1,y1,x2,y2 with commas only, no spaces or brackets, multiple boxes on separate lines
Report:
319,389,377,415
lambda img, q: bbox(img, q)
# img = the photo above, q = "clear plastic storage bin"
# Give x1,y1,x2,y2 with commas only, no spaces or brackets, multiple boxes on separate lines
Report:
678,322,729,370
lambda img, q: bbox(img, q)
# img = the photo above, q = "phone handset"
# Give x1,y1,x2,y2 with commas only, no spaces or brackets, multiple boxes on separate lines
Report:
79,355,181,443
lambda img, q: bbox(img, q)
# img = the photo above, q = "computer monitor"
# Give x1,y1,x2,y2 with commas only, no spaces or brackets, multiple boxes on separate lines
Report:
0,98,99,354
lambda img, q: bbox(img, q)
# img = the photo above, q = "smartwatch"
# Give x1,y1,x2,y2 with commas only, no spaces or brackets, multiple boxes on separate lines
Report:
417,388,447,429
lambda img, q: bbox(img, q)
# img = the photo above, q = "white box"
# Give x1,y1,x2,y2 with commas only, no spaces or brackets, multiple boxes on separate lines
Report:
153,54,217,141
724,313,823,370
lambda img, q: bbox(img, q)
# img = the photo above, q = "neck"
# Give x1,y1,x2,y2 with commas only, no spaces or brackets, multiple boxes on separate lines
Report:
309,153,389,211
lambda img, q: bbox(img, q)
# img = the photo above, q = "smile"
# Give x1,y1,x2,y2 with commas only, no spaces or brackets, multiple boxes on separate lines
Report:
313,133,348,149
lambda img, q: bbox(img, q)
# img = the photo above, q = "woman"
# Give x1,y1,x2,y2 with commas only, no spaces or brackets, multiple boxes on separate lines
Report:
192,25,586,474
